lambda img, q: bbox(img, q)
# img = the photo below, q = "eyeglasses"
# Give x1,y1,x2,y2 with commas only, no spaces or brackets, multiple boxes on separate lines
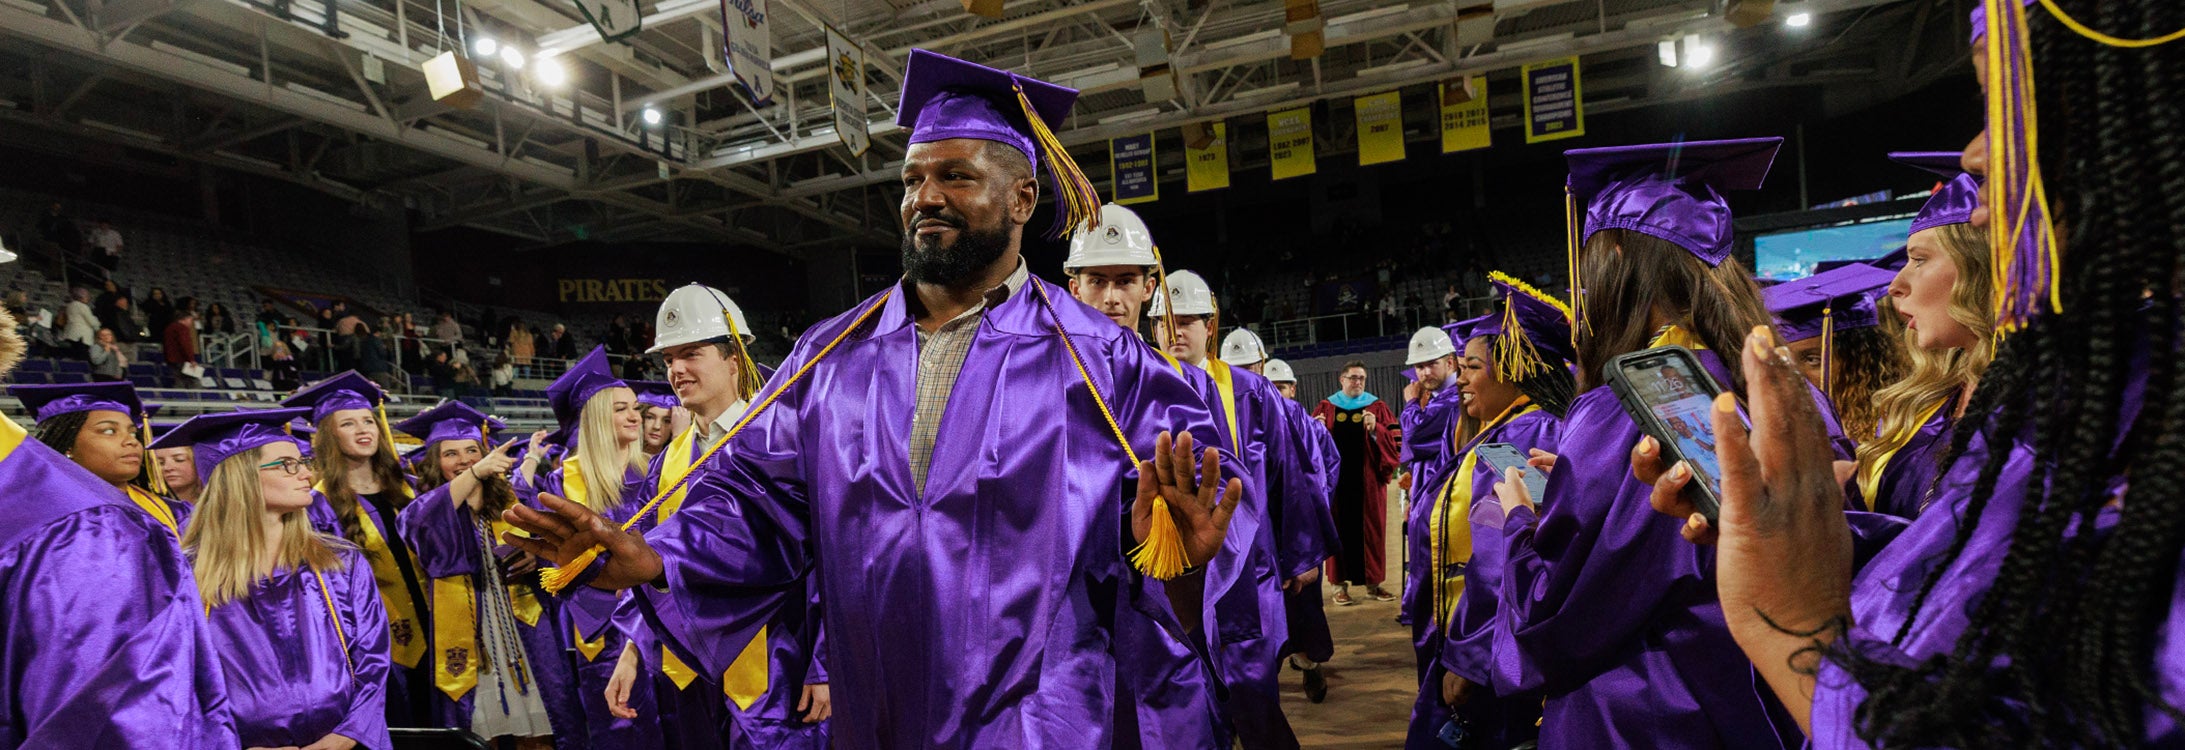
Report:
1340,375,1367,382
258,457,312,477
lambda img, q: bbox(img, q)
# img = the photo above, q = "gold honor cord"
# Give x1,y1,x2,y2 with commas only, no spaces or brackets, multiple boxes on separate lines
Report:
1029,280,1196,580
537,289,895,595
2037,0,2185,48
313,567,355,673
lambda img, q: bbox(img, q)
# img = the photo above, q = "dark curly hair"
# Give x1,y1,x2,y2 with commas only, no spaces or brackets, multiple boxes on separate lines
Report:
33,410,151,489
1833,0,2185,745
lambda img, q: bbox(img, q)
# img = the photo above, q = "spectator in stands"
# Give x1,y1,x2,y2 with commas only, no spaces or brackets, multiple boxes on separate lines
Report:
142,287,175,340
430,311,461,344
164,311,199,387
98,293,141,346
316,303,337,331
255,299,283,333
88,328,128,382
490,353,514,396
59,287,95,357
507,320,535,366
93,280,123,321
202,302,236,337
354,322,395,392
36,202,79,258
267,341,301,392
86,220,122,277
425,349,456,398
604,314,633,355
544,322,577,361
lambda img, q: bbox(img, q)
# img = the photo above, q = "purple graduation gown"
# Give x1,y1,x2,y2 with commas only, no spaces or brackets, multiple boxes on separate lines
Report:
624,435,833,750
1405,407,1560,750
630,276,1254,749
1400,385,1465,632
305,483,435,729
0,416,236,749
397,483,587,748
1279,400,1341,666
529,464,667,750
1853,393,1958,520
206,546,393,750
1499,349,1833,749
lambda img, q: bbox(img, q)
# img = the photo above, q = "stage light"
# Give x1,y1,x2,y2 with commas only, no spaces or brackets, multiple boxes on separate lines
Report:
473,37,498,57
1684,35,1716,69
536,57,567,87
1657,39,1678,67
1785,12,1812,27
642,106,663,126
500,46,526,70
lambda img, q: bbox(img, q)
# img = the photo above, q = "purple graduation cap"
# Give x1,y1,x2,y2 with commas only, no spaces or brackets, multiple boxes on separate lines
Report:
10,381,147,425
1817,246,1909,275
395,400,507,448
896,48,1102,240
545,346,628,445
1565,137,1784,268
151,407,313,482
1443,313,1493,351
1477,272,1577,381
1889,151,1981,235
628,380,679,411
1764,263,1899,343
282,371,390,426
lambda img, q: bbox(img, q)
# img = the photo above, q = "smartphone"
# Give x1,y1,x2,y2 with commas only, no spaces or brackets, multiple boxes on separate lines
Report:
1475,442,1547,502
1604,346,1737,522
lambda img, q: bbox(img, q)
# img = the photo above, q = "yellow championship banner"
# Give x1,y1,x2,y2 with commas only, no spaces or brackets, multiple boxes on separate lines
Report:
1355,91,1405,166
1185,122,1230,193
1522,57,1585,144
1440,76,1491,154
1266,107,1316,181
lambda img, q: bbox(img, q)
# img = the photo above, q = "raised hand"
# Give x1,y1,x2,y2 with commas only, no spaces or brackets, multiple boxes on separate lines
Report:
1132,430,1242,569
472,437,521,479
501,492,665,590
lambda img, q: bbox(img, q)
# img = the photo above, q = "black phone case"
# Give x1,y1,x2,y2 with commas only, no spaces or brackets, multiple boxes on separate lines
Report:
1603,345,1726,522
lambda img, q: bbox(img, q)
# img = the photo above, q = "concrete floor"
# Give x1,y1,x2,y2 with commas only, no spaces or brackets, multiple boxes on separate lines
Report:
1280,489,1419,749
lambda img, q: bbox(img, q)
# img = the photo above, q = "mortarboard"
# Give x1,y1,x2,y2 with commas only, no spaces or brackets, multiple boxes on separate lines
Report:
1475,272,1577,382
10,381,146,424
1443,313,1492,351
628,380,680,411
395,400,507,448
1565,137,1783,268
283,371,391,426
1889,151,1982,235
897,49,1101,240
546,346,629,445
1764,262,1900,395
151,407,313,482
1816,247,1909,275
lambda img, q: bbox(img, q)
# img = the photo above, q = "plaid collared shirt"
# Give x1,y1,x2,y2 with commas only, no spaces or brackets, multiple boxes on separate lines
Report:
908,260,1028,495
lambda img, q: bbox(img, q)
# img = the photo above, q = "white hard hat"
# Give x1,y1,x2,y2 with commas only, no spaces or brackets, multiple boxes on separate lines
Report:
1148,270,1215,317
649,283,756,354
1066,203,1159,270
1405,326,1457,366
1264,358,1297,383
1219,328,1267,366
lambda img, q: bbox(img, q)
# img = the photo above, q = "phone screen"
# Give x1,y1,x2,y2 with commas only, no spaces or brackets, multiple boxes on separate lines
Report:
1474,443,1547,501
1624,354,1728,502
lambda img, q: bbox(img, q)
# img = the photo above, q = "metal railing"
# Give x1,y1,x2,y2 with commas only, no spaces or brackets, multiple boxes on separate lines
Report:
1252,294,1496,351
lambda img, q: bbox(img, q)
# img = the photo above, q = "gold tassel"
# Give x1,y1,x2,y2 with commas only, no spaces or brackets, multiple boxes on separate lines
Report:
1013,81,1102,240
1486,271,1572,383
1982,0,2061,336
1819,306,1835,397
537,290,896,596
1563,185,1590,345
141,418,168,496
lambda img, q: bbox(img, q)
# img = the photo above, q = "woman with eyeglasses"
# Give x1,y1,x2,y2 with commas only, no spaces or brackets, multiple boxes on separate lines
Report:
156,407,392,750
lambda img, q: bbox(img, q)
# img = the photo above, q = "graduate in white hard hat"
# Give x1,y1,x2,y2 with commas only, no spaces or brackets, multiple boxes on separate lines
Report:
1395,325,1466,628
1264,358,1300,399
1218,328,1270,374
1153,268,1336,742
603,282,831,749
1065,203,1162,333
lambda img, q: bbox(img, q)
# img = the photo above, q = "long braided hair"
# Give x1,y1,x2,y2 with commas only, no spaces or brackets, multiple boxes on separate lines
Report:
1835,0,2185,745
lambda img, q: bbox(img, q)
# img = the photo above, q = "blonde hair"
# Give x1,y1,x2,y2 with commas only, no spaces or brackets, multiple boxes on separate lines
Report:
183,446,346,608
1856,222,1996,477
573,387,644,512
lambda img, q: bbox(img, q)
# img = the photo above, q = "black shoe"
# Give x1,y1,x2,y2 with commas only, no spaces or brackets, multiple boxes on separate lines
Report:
1303,666,1327,703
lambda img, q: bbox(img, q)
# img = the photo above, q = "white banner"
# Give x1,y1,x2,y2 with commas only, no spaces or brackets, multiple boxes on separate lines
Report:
825,26,868,157
573,0,642,42
719,0,773,104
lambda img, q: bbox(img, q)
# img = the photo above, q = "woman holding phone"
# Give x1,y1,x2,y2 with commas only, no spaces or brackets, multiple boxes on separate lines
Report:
1490,138,1846,748
1647,0,2185,745
1405,272,1574,750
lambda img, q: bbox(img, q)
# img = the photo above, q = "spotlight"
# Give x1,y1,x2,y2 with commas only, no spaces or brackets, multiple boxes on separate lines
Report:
473,37,498,57
1785,12,1812,27
1684,35,1716,69
642,106,663,126
500,46,526,70
1657,38,1679,67
535,57,568,87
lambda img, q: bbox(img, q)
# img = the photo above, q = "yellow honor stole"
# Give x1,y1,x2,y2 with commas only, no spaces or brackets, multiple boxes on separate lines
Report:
321,480,428,669
431,501,544,701
1200,358,1243,454
123,485,180,539
1429,397,1536,629
1856,398,1950,508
